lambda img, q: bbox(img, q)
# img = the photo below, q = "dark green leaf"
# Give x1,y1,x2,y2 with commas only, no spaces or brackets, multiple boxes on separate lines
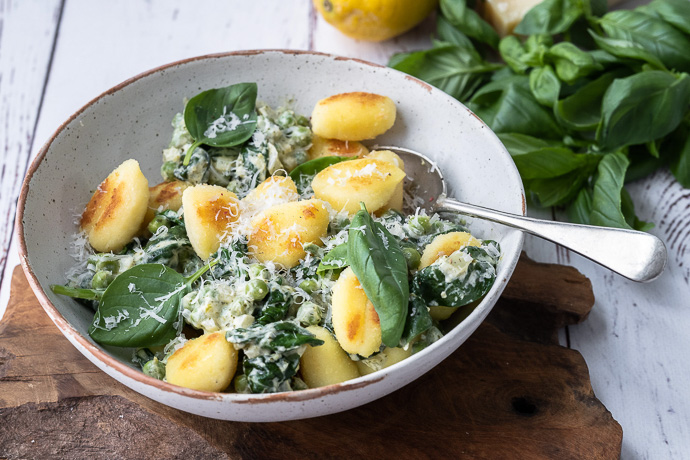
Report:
183,82,258,164
590,151,632,229
555,70,628,131
521,34,553,67
598,11,690,72
497,132,562,154
255,284,292,325
668,122,690,187
436,15,475,49
89,264,188,348
589,31,668,70
499,36,529,74
621,187,654,231
642,0,690,35
317,243,349,273
289,155,355,193
243,352,300,393
512,147,601,180
527,168,593,206
469,75,563,138
389,44,501,101
597,71,690,150
546,42,604,83
567,187,593,225
348,204,409,348
514,0,585,35
529,65,561,106
440,0,500,48
227,321,323,353
400,296,434,347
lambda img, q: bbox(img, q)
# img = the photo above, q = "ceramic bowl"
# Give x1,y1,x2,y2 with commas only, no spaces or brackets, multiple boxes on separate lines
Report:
17,50,525,422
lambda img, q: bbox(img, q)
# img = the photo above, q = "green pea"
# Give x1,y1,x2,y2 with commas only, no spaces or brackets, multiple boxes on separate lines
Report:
403,247,421,270
147,215,170,234
244,279,269,300
295,115,310,126
160,161,177,181
248,263,270,280
234,374,250,393
91,271,114,289
408,216,431,235
302,242,321,256
296,301,322,326
276,111,296,128
142,358,166,380
96,259,119,273
299,279,319,294
289,126,312,147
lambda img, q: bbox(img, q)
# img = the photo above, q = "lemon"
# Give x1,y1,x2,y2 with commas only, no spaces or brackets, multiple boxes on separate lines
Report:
313,0,438,42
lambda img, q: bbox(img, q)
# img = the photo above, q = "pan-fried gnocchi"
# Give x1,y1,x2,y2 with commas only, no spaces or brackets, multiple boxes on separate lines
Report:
56,85,500,395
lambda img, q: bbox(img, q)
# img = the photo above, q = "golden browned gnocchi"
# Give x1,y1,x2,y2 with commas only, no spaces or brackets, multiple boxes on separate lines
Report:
365,150,406,213
140,180,189,233
80,159,150,253
307,135,369,160
331,267,383,357
248,199,329,268
300,326,360,388
420,231,481,269
311,158,406,215
165,332,238,392
311,92,396,141
182,184,240,260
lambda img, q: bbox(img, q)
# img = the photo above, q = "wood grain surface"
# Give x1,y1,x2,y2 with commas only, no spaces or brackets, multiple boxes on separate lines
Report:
0,1,687,457
0,259,622,459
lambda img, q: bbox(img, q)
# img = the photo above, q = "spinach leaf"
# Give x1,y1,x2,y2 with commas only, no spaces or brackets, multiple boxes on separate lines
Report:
546,42,604,83
255,284,293,325
243,352,301,393
590,151,632,229
597,71,690,151
88,261,215,347
348,203,409,348
412,242,500,309
400,296,434,348
289,155,354,193
440,0,500,48
597,11,690,72
227,321,323,353
389,44,502,102
642,0,690,35
183,82,258,165
589,31,667,70
555,70,628,131
514,0,585,35
529,64,561,106
317,243,349,273
468,75,563,138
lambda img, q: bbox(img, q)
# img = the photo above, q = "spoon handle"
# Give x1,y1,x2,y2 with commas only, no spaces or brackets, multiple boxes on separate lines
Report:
438,198,667,282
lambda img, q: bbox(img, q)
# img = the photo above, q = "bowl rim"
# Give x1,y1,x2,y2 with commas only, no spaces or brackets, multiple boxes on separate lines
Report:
16,49,526,407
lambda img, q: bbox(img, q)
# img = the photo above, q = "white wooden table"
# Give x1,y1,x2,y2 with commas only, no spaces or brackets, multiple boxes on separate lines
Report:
1,1,687,458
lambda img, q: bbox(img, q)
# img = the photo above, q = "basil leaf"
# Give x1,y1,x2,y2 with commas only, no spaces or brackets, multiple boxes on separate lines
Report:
597,11,690,72
89,264,188,348
621,187,654,232
514,0,585,35
668,122,690,188
567,187,594,225
512,147,601,180
469,75,563,138
546,42,603,84
555,70,628,131
436,15,475,49
389,44,501,102
590,151,632,229
317,243,349,273
183,82,258,164
499,36,530,75
497,132,563,155
529,65,561,106
527,168,594,207
289,155,355,193
597,71,690,151
440,0,500,49
626,144,667,183
642,0,690,35
589,31,667,70
348,204,409,348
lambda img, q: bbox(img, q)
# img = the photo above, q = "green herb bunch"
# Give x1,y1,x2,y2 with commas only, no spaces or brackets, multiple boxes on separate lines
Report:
390,0,690,230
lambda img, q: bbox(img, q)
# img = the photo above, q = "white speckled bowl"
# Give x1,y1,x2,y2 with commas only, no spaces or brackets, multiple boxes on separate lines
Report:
17,50,525,422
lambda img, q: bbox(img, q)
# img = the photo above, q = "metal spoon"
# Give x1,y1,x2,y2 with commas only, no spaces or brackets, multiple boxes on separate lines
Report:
379,146,667,283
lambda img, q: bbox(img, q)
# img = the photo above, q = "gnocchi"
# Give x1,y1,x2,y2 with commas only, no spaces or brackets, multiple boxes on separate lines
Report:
311,92,396,141
183,184,240,260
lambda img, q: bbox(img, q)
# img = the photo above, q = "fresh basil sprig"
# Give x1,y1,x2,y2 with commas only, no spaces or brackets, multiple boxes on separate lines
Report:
182,82,258,166
87,261,216,348
390,0,690,230
348,203,409,348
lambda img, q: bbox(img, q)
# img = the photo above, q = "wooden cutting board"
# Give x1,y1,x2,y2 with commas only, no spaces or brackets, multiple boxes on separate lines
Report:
0,256,622,459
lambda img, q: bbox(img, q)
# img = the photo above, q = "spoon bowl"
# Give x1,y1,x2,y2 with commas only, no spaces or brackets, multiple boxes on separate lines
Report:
381,146,668,283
